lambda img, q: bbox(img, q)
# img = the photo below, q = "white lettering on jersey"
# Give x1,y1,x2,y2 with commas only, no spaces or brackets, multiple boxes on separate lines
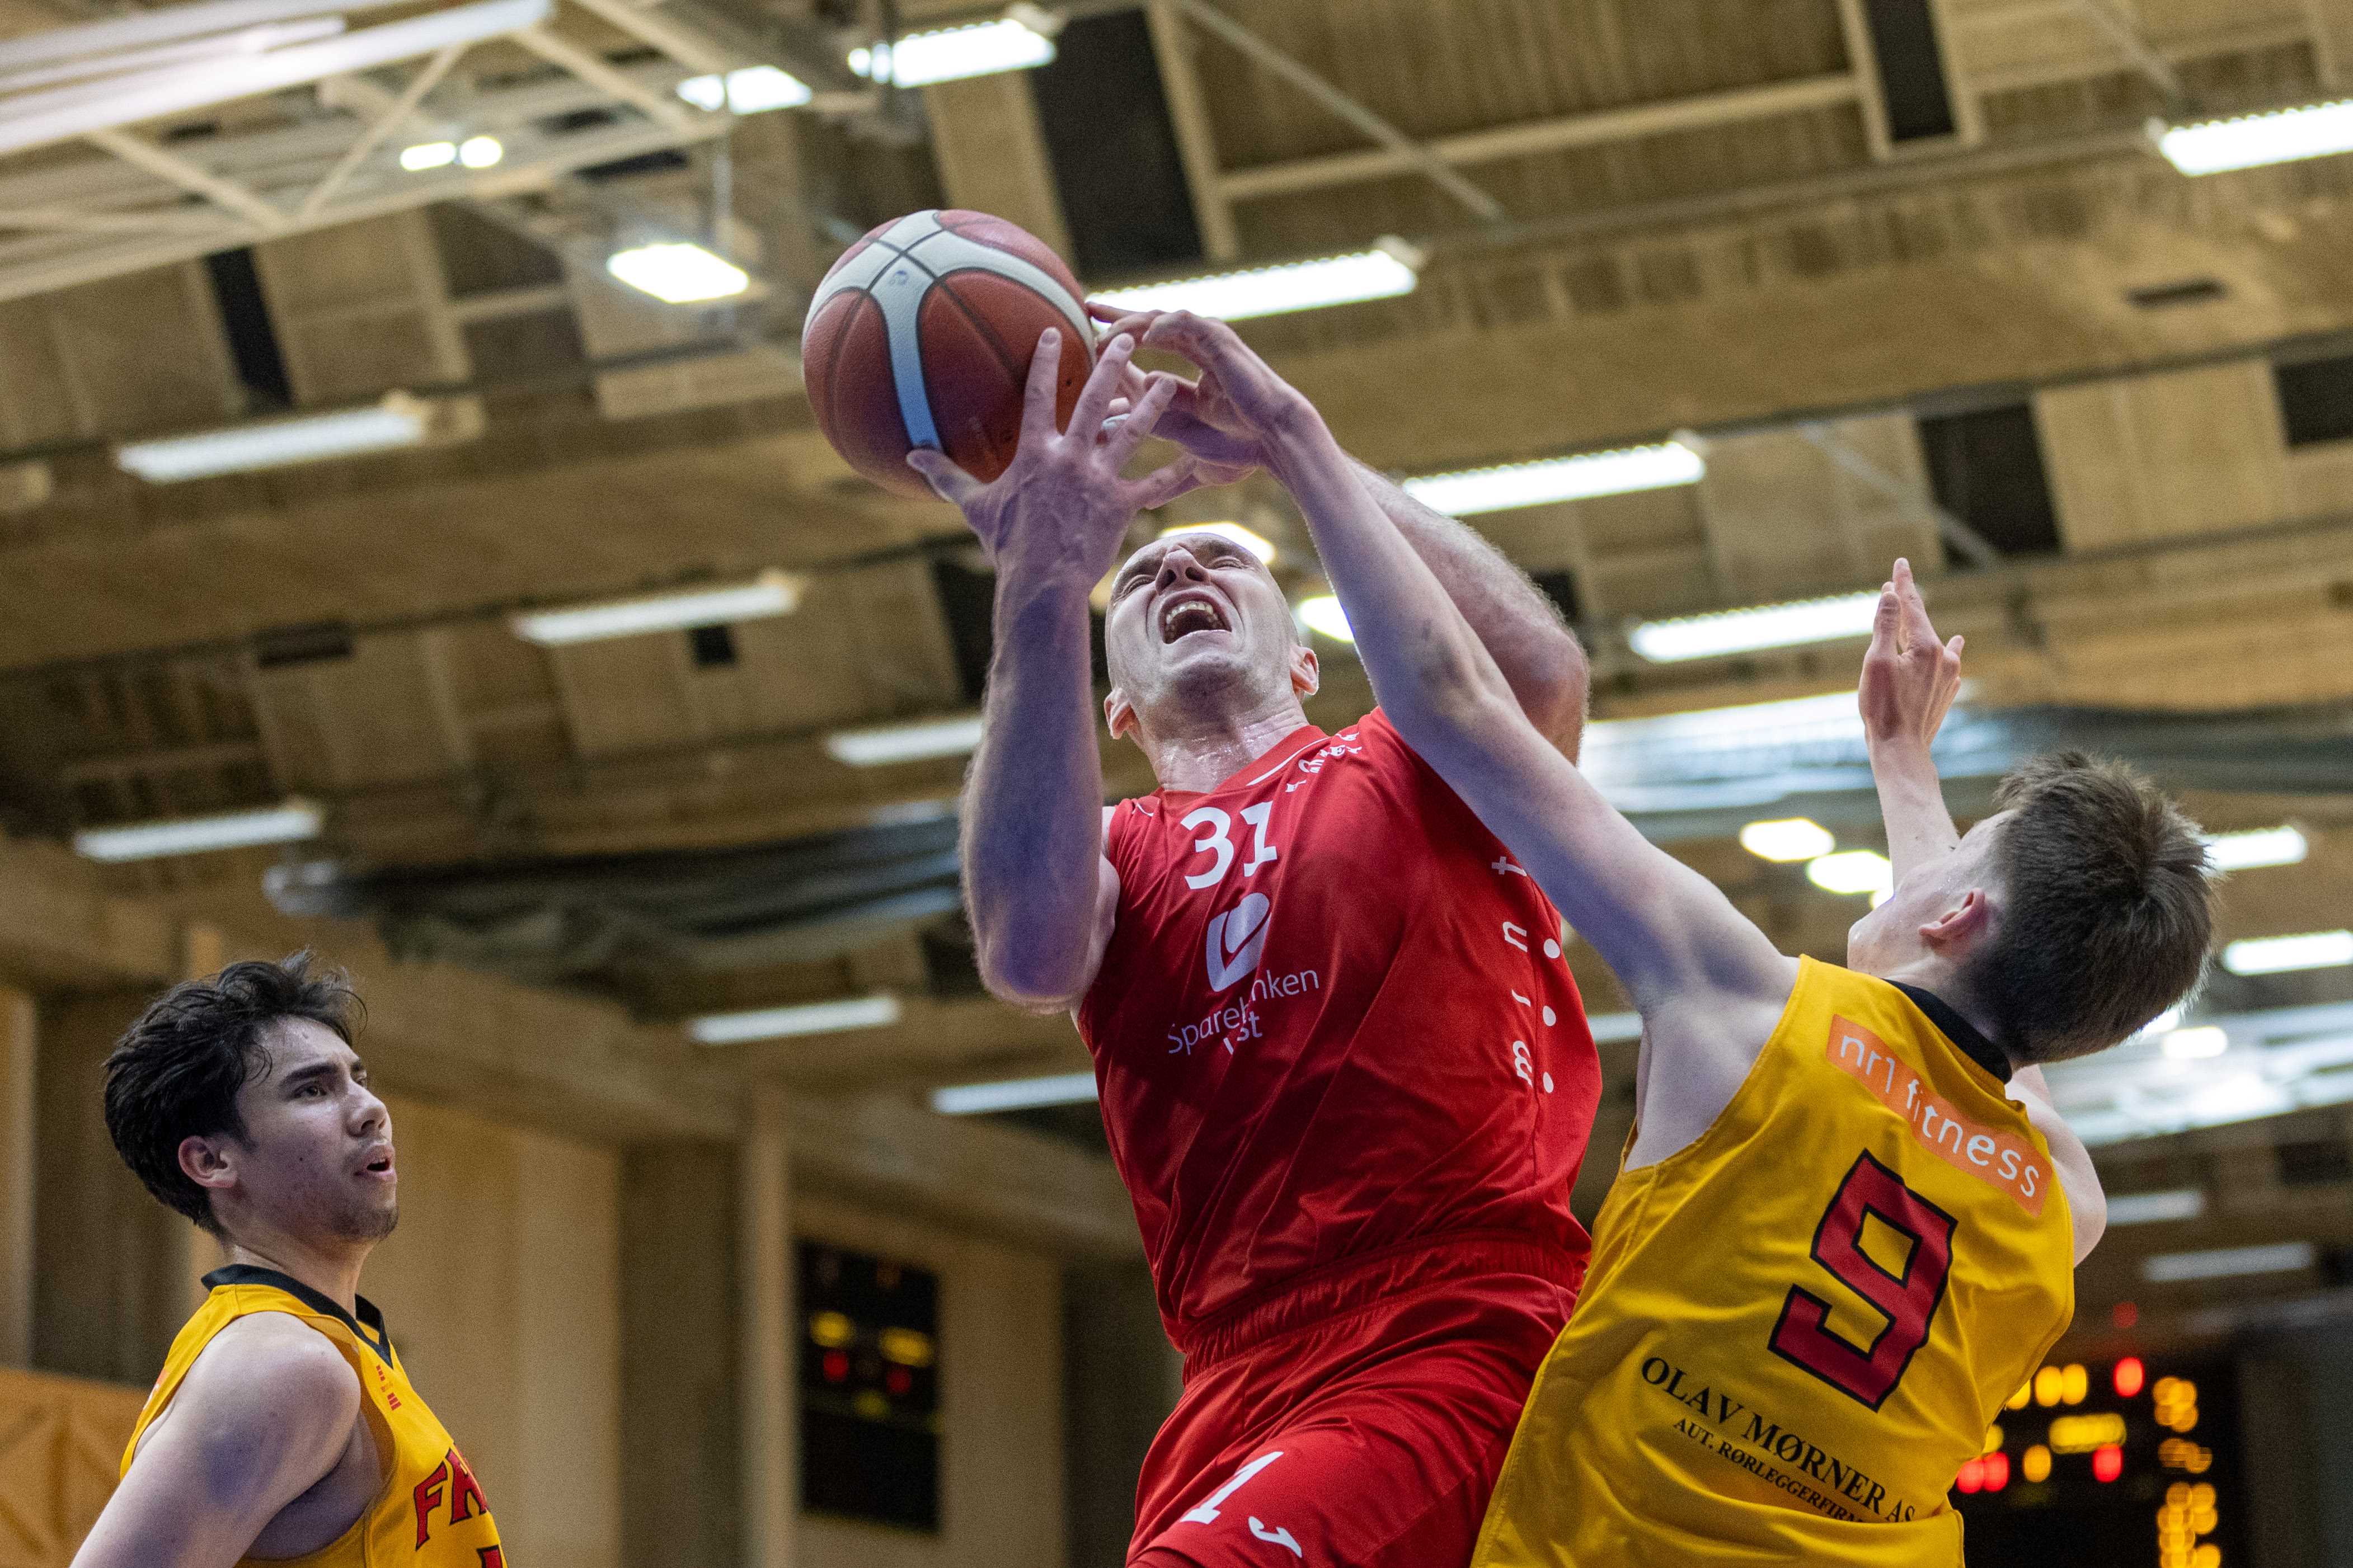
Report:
1182,807,1236,888
1239,802,1279,875
1182,1451,1285,1525
1250,1519,1304,1559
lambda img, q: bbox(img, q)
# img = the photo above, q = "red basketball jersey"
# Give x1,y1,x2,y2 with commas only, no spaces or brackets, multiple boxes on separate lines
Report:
1079,710,1600,1348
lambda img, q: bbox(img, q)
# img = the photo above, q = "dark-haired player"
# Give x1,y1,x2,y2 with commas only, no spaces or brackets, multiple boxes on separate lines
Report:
76,954,502,1568
912,326,1600,1566
1113,308,2216,1566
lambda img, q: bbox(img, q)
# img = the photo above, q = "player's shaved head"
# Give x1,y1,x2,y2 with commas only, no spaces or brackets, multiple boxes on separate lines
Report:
1101,531,1315,744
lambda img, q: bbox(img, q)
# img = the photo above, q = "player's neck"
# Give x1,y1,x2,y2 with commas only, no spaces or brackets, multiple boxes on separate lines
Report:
219,1230,373,1318
1872,955,2011,1066
1139,693,1313,793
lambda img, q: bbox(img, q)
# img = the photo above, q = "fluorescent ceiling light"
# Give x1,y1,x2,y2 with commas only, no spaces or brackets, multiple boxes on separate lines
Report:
1295,594,1353,643
689,993,901,1044
511,571,802,646
2106,1188,2206,1226
2135,1004,2185,1040
2157,100,2353,176
1630,591,1881,663
1093,239,1422,322
1403,442,1705,517
2161,1026,2229,1061
1159,521,1276,564
400,139,456,170
2203,825,2308,870
607,241,749,304
2143,1241,2316,1283
1806,849,1892,898
677,63,811,113
457,134,501,168
75,800,322,861
931,1071,1098,1115
826,713,985,767
115,393,431,481
1740,817,1835,863
848,16,1054,87
2222,929,2353,976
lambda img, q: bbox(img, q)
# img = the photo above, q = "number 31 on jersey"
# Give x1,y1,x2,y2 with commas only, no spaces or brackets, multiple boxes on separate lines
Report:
1182,804,1279,889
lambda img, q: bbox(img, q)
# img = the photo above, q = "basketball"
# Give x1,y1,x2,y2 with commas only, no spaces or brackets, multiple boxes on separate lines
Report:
801,209,1096,499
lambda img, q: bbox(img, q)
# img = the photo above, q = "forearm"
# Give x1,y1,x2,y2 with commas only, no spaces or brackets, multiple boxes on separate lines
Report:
960,579,1110,1007
1349,458,1588,752
1269,420,1509,734
1868,737,1961,881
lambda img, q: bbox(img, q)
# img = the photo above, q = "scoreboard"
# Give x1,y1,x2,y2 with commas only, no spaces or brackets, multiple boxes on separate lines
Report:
1953,1353,2242,1568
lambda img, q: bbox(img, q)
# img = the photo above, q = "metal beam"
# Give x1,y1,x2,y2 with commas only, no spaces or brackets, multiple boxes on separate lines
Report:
84,128,283,232
1170,0,1505,223
1143,0,1237,258
563,0,731,76
1797,422,2002,569
1219,74,1863,203
0,0,551,158
2066,0,2188,107
296,43,465,220
513,22,696,129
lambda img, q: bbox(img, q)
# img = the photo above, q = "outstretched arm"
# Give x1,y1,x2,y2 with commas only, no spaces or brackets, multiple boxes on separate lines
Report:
1858,557,1966,879
1857,569,2107,1262
912,329,1184,1011
1089,300,1588,756
1119,310,1795,1165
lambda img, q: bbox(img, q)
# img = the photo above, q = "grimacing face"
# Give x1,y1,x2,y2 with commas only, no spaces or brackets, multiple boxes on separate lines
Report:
189,1017,399,1246
1102,531,1315,737
1844,812,2010,976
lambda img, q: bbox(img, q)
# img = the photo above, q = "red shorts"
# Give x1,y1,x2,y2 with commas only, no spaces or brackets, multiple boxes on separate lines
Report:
1129,1235,1583,1568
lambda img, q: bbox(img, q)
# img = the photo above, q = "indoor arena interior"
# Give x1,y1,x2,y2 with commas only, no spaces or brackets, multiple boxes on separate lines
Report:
6,1,2353,1566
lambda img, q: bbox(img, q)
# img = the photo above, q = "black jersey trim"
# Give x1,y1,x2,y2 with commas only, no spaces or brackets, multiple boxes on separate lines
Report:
203,1265,393,1360
1890,982,2012,1085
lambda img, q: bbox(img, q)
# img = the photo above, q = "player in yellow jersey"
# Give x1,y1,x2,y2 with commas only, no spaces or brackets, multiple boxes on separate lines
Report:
75,954,503,1568
1090,310,2218,1566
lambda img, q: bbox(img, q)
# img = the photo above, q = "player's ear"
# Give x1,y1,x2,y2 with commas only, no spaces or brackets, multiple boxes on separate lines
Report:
179,1133,238,1198
1918,887,1994,953
1105,685,1138,741
1289,643,1319,699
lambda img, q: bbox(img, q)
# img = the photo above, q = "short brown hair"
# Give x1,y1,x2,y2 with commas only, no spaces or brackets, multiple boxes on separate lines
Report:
102,952,361,1234
1965,753,2214,1065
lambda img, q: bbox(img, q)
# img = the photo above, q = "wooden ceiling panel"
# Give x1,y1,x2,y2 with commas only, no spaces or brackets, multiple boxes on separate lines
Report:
2036,359,2291,551
255,213,469,408
1232,102,1873,254
1197,0,1852,170
253,635,468,791
1695,416,1941,602
41,265,237,439
546,635,706,760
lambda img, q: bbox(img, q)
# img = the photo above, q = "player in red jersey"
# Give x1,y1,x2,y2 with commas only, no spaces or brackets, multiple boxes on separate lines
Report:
908,325,1599,1567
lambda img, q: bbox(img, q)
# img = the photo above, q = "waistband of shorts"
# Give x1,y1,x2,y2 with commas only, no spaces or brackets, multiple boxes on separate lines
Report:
1175,1230,1586,1369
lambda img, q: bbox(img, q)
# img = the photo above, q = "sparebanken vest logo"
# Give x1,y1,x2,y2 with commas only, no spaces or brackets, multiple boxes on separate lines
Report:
1205,892,1271,991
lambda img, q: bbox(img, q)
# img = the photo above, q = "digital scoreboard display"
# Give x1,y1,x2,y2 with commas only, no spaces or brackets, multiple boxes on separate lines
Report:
1953,1353,2242,1568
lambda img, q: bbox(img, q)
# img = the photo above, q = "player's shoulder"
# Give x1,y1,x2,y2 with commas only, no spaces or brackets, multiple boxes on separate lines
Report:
184,1311,361,1422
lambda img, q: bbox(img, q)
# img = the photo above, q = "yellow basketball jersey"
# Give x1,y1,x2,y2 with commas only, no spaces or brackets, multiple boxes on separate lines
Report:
122,1265,504,1568
1473,957,2075,1567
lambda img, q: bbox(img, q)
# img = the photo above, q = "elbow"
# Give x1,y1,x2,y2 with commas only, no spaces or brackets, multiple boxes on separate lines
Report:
974,938,1086,1015
1520,628,1590,759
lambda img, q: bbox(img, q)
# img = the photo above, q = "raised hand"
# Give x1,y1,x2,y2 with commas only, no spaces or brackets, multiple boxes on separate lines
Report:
908,327,1186,588
1858,557,1964,755
1083,303,1321,497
